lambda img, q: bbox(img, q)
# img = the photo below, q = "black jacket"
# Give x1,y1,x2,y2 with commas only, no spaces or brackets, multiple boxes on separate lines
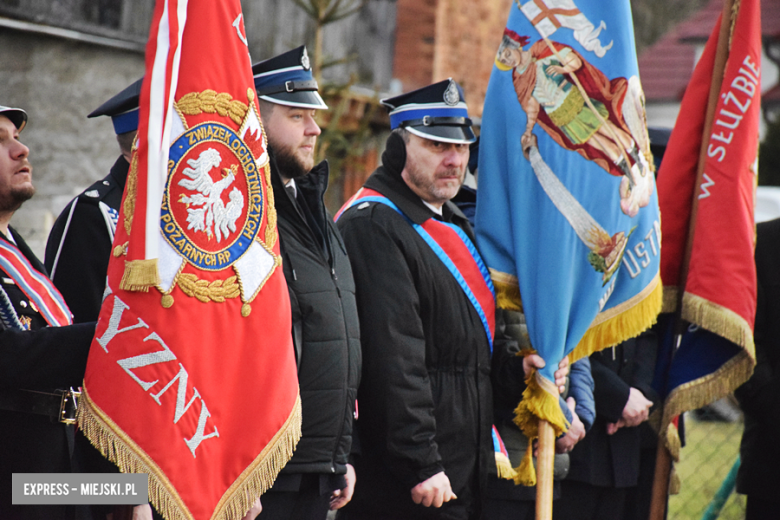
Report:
45,156,128,323
337,165,495,519
0,228,96,520
564,333,659,488
273,159,361,477
735,218,780,501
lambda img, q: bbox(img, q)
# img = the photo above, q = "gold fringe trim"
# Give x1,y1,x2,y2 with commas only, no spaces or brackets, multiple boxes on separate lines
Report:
489,269,523,312
177,90,249,126
659,349,755,446
728,0,741,52
211,395,302,520
681,292,755,353
512,371,570,486
78,387,302,520
495,452,519,481
569,275,662,363
78,387,194,520
120,259,161,292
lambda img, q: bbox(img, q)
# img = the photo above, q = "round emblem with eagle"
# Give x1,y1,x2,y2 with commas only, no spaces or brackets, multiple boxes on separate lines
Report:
162,121,263,271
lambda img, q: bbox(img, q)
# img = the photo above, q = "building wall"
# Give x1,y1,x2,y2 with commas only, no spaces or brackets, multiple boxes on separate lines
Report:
0,28,144,258
432,0,512,117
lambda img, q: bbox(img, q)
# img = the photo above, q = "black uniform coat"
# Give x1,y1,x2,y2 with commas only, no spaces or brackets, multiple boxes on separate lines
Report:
0,228,96,520
45,156,128,323
336,165,495,520
735,218,780,501
270,158,361,484
564,333,659,489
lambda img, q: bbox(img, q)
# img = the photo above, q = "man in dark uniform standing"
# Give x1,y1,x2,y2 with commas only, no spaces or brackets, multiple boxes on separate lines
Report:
335,80,495,520
250,46,361,520
45,78,141,323
0,105,97,520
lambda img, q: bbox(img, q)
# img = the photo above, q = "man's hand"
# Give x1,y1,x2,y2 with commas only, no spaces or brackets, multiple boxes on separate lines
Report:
522,354,569,394
132,505,153,520
556,397,586,453
411,471,457,508
606,387,652,435
240,497,262,520
330,463,356,510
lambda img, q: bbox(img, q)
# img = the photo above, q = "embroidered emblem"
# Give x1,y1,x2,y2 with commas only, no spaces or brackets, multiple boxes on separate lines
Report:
443,80,460,106
163,122,263,271
85,189,100,198
301,48,311,71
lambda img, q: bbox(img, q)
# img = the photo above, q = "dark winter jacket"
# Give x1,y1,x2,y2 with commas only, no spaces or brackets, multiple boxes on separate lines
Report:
735,218,780,501
565,332,659,488
337,164,496,520
45,156,128,323
272,158,361,477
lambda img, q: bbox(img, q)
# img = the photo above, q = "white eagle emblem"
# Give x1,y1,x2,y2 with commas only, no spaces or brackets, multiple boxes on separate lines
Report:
178,148,245,243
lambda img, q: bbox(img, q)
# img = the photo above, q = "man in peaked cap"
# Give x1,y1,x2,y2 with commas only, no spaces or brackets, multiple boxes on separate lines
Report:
250,46,361,520
335,79,518,520
45,78,142,324
0,106,98,519
43,82,156,520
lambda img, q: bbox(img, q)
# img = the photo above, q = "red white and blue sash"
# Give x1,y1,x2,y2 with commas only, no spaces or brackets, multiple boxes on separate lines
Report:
0,238,72,327
337,188,496,350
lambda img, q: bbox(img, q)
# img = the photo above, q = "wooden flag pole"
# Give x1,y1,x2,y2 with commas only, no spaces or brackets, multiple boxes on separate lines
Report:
536,419,556,520
648,1,735,518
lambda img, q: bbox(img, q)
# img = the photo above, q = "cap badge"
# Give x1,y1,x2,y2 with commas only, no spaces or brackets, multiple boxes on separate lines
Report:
443,81,460,106
301,48,311,71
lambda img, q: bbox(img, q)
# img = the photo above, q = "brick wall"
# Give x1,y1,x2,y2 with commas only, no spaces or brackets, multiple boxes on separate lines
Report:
393,0,512,118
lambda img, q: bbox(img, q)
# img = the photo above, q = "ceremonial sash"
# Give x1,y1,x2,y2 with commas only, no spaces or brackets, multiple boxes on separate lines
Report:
337,188,495,350
0,238,72,327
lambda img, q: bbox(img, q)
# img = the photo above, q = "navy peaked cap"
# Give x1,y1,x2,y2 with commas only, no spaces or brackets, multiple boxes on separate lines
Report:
381,79,475,144
88,77,143,135
0,105,28,132
252,46,327,110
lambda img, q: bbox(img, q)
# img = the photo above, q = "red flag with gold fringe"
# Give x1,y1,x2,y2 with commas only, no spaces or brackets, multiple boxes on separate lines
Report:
77,1,301,519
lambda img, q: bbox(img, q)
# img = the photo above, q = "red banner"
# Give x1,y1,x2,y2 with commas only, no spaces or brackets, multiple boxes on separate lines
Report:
77,2,301,519
656,0,760,436
658,0,760,348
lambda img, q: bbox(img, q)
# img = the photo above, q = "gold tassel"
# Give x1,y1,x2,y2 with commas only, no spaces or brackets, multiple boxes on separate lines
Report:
664,422,681,462
495,451,519,481
77,387,302,520
669,463,681,495
120,259,161,292
569,276,662,363
513,441,537,486
681,292,755,353
490,269,523,312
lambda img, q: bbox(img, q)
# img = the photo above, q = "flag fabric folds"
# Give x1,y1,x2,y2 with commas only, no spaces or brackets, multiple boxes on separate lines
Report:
77,1,301,519
476,0,661,483
655,0,760,455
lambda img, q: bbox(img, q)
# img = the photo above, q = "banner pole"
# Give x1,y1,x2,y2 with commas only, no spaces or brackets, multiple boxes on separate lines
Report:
648,1,735,519
536,419,555,520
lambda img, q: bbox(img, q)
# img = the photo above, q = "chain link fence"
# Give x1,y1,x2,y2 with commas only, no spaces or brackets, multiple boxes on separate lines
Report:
668,398,746,520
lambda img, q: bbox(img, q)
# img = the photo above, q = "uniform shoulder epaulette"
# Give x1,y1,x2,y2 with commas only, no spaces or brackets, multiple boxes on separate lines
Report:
78,174,117,204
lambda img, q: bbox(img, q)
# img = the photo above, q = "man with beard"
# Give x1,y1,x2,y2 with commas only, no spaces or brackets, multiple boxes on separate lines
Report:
0,106,97,520
334,80,501,520
249,46,361,520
